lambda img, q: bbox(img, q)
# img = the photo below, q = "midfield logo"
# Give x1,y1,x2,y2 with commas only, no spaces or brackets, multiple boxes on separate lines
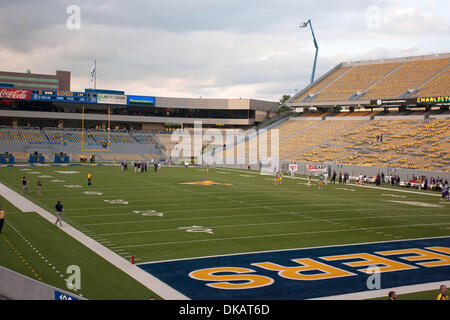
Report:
179,180,232,186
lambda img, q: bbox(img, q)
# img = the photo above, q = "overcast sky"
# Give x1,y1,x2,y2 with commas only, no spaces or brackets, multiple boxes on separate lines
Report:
0,0,449,101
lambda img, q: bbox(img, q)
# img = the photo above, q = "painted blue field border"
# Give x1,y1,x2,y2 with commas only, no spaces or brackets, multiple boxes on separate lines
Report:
138,237,450,300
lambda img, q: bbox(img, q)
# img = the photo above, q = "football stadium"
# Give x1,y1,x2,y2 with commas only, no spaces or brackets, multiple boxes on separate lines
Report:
0,2,449,310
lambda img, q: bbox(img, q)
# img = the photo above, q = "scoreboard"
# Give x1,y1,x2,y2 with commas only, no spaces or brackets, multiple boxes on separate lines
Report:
31,90,97,103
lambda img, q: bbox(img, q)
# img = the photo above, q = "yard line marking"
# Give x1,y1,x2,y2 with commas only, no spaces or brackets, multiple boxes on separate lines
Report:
77,208,416,226
95,213,447,236
112,223,450,249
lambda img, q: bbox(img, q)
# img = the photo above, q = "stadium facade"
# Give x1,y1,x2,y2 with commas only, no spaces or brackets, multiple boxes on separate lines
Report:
0,85,278,130
0,70,70,92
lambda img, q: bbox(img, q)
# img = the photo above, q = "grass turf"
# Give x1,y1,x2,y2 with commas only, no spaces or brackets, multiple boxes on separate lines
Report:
0,164,449,299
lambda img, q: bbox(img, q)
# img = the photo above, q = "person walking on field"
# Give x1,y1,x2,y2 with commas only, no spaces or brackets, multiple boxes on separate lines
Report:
54,201,64,227
21,176,28,194
37,179,42,195
0,206,5,233
87,172,92,186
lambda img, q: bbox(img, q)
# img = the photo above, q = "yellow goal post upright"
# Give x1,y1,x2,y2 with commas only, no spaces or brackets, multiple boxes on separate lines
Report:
81,105,111,153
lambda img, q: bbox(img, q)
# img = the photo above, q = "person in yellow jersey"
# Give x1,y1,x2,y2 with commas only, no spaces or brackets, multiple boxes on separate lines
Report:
87,172,92,186
0,206,5,233
437,284,448,300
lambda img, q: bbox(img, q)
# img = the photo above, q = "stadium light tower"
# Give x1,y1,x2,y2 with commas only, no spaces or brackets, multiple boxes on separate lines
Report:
300,19,319,84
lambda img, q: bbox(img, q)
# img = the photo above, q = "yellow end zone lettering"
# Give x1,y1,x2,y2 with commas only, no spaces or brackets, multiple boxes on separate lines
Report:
320,253,417,273
377,247,450,268
189,267,273,290
252,258,356,280
427,247,450,255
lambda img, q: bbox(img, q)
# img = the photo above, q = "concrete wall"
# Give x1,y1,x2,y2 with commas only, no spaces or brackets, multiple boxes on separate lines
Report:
0,266,84,300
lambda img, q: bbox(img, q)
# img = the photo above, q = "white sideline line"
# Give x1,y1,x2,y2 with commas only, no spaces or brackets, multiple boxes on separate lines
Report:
0,182,189,300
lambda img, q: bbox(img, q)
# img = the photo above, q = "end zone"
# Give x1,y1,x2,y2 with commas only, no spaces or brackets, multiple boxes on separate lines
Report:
137,237,450,300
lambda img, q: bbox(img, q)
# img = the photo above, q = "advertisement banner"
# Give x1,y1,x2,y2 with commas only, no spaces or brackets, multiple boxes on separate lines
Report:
97,93,127,105
288,164,298,172
0,88,31,100
370,96,450,106
306,164,327,172
127,95,155,106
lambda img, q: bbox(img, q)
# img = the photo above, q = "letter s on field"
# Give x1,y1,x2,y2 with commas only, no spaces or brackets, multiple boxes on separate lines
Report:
189,267,274,290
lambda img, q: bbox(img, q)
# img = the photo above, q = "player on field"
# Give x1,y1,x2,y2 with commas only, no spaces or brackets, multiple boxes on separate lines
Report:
307,174,312,187
21,176,28,194
318,175,324,190
87,172,92,186
441,184,449,201
0,206,5,233
290,167,295,178
274,171,282,186
37,179,42,195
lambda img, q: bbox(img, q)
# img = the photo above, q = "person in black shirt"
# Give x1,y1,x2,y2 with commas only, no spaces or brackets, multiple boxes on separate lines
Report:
331,171,337,184
54,201,64,227
21,177,28,194
388,291,397,300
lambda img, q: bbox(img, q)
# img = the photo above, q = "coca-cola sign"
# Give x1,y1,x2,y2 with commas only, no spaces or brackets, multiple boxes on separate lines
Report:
0,88,31,100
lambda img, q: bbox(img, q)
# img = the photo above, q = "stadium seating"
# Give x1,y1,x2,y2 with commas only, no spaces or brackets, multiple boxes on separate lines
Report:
282,119,367,160
313,62,401,102
363,58,450,100
291,66,351,103
0,127,46,142
416,67,450,97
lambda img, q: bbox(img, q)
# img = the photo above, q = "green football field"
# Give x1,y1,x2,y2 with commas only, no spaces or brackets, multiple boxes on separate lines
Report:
0,164,449,300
